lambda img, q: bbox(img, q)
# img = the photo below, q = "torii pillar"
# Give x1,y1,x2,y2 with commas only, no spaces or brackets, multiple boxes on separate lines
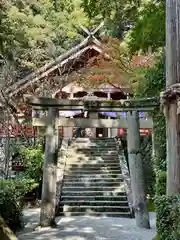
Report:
127,111,150,229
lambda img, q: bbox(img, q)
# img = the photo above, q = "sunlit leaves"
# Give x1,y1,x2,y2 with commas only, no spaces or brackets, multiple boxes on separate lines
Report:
82,0,141,37
125,0,165,53
0,0,89,87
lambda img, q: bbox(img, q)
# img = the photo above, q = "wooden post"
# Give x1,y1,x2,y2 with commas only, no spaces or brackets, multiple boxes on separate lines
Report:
4,111,10,179
165,0,180,195
40,107,59,227
127,111,150,229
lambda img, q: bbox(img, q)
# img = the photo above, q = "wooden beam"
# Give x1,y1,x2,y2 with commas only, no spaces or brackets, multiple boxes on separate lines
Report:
32,117,153,128
24,94,159,112
32,106,155,112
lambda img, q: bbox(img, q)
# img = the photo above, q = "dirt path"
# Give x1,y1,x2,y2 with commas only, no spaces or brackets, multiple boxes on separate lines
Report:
17,208,156,240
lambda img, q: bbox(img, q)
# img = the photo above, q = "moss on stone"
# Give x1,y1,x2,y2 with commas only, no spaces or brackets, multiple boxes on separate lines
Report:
0,217,18,240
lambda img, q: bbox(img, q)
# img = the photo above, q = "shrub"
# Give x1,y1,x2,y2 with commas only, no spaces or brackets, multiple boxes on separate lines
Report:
155,195,180,240
156,171,166,196
20,147,44,183
0,180,24,229
0,147,43,230
0,178,38,230
152,235,160,240
140,135,155,196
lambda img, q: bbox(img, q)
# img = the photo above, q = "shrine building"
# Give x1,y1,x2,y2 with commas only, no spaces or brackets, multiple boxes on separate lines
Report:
3,30,153,138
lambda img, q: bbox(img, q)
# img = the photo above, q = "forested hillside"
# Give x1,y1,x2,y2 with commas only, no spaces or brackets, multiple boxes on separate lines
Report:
0,0,89,86
1,1,173,239
0,0,165,85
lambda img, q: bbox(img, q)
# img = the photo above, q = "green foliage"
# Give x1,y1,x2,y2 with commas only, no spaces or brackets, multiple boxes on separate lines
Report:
147,198,155,212
20,147,44,183
126,56,164,196
155,195,180,240
121,135,155,196
152,235,160,240
140,136,155,196
0,0,88,85
0,180,22,229
156,171,166,196
125,0,165,53
0,147,43,229
82,0,141,37
0,178,37,229
153,109,166,172
132,55,166,196
132,55,165,98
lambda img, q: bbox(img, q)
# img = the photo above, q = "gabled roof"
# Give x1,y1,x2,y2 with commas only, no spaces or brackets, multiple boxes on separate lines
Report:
59,82,126,94
6,35,153,98
6,36,105,97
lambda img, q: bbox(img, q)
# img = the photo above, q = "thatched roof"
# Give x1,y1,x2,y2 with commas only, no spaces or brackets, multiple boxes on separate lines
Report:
6,36,105,97
5,35,152,98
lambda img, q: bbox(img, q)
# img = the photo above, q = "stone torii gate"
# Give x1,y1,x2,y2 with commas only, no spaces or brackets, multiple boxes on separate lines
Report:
24,95,158,228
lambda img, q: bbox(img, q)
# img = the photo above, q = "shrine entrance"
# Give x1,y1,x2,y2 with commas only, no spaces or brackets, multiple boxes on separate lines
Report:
96,127,108,138
61,93,118,138
25,94,157,229
97,113,108,138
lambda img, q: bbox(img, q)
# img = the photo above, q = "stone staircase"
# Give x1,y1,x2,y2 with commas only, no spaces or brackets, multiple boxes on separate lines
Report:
57,138,133,217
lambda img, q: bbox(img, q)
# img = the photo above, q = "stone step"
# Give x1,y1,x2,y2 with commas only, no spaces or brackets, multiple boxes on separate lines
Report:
64,157,120,164
73,146,117,150
63,176,124,181
90,156,119,160
64,169,121,174
61,191,126,196
74,144,117,151
63,173,122,178
63,166,121,172
60,200,128,206
57,138,132,218
66,153,119,158
74,138,115,142
61,205,130,213
72,145,117,150
70,150,118,155
62,163,120,168
63,181,124,187
90,138,115,142
61,195,128,201
73,151,118,156
65,157,119,164
62,186,125,191
63,174,122,180
64,167,121,172
57,211,132,217
63,176,122,181
72,141,116,146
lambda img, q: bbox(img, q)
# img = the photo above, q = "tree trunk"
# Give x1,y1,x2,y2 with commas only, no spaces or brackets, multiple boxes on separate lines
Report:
166,105,180,195
4,111,10,179
166,0,180,195
127,111,150,229
40,107,59,227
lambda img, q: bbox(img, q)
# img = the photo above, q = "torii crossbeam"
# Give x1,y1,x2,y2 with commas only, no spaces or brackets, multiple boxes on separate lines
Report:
24,94,156,128
24,95,159,111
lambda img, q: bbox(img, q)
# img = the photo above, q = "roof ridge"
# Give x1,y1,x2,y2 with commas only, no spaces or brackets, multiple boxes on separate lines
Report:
7,36,97,96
